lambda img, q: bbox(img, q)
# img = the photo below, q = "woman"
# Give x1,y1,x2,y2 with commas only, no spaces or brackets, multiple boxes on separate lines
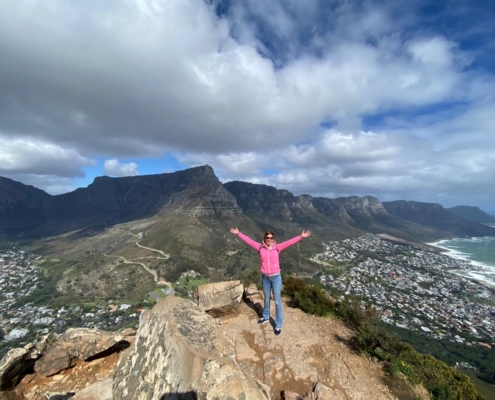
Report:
230,227,312,335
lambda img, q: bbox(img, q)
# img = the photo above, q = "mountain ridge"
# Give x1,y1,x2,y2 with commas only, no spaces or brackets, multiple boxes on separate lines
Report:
446,205,495,224
1,166,494,243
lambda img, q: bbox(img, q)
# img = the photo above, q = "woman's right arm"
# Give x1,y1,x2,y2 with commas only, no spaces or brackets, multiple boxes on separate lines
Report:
230,228,260,251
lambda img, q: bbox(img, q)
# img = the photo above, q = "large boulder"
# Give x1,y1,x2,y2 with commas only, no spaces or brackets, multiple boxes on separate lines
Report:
35,328,130,377
113,295,269,400
0,389,27,400
196,280,244,317
0,346,36,391
283,383,346,400
72,377,112,400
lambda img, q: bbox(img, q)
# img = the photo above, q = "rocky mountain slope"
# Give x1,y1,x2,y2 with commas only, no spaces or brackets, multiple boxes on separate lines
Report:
446,205,495,224
0,166,242,236
224,181,495,242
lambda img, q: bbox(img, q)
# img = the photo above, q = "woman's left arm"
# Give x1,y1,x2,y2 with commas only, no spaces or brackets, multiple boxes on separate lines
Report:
277,230,311,251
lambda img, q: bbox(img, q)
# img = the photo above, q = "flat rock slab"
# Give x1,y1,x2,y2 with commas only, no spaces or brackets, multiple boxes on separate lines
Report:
113,295,268,400
197,281,244,317
35,328,129,377
215,298,398,400
72,377,112,400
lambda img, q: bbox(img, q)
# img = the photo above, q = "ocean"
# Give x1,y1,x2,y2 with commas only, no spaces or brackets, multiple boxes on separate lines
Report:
432,224,495,287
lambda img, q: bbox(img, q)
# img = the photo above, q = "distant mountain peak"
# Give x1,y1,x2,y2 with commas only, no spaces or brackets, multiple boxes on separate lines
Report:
446,205,495,223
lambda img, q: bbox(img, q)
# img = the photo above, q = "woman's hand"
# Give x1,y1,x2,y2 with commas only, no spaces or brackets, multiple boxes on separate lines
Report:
301,230,312,238
230,227,239,235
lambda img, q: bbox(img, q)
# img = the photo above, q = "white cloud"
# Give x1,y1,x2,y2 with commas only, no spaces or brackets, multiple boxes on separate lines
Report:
103,159,139,177
0,0,475,155
0,136,95,177
0,0,494,209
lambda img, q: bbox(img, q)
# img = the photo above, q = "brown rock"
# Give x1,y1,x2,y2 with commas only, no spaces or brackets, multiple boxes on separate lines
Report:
244,284,264,315
197,281,244,317
34,328,130,377
35,333,59,356
34,348,71,377
0,389,27,400
216,298,397,400
113,295,269,400
245,283,259,297
72,377,112,400
119,328,136,337
0,348,35,391
282,392,304,400
304,383,346,400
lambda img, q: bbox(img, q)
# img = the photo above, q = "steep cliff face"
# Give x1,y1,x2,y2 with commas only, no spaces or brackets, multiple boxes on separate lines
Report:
0,177,56,230
223,181,353,230
223,182,389,224
1,167,494,242
333,195,387,216
0,166,242,234
223,181,296,219
0,177,53,212
55,165,241,218
310,196,351,221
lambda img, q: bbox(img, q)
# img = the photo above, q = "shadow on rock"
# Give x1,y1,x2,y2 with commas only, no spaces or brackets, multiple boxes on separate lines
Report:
160,391,198,400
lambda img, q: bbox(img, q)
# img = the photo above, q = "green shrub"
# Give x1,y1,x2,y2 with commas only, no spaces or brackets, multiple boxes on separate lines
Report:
283,276,335,316
240,269,262,289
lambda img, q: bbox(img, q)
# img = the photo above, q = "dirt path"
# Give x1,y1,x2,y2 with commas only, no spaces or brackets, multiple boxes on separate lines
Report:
136,241,169,258
103,253,170,287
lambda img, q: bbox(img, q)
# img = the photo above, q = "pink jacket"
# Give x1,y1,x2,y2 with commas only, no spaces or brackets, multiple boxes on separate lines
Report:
238,232,302,276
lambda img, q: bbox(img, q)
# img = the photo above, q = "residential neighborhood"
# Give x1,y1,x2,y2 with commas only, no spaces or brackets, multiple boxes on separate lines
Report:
313,234,495,346
0,249,142,357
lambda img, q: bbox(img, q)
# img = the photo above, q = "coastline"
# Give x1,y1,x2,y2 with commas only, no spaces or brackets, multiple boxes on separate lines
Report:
427,237,495,289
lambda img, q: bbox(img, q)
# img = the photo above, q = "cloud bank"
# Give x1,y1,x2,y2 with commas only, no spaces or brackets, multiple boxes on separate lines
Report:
0,0,494,211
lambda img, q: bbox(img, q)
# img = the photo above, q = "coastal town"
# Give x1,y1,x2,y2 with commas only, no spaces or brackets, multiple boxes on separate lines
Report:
313,234,495,346
2,234,495,359
0,249,144,358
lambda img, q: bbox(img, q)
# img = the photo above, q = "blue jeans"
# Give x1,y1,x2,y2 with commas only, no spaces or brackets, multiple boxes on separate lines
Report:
262,273,282,329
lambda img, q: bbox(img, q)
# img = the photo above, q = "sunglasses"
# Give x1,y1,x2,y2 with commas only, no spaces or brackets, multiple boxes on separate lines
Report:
265,236,274,240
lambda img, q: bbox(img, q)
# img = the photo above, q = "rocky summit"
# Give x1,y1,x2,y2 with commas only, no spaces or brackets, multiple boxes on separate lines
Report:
1,286,429,400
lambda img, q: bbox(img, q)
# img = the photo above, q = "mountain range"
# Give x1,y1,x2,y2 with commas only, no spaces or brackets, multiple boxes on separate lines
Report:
1,165,494,243
1,165,494,304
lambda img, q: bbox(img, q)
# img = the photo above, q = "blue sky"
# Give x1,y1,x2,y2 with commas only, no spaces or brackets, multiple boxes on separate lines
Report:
1,0,494,213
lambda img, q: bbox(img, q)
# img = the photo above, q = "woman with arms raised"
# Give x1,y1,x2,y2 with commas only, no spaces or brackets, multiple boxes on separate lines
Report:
229,228,312,335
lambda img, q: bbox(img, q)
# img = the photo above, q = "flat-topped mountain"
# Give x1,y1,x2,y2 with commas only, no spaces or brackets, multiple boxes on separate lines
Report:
2,167,495,242
446,205,495,224
0,166,241,235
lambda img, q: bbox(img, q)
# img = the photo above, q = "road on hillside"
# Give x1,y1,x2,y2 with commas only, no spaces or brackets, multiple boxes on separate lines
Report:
136,241,170,258
103,240,171,287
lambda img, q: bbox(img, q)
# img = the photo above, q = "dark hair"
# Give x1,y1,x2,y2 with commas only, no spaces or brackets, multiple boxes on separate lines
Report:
264,231,275,238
